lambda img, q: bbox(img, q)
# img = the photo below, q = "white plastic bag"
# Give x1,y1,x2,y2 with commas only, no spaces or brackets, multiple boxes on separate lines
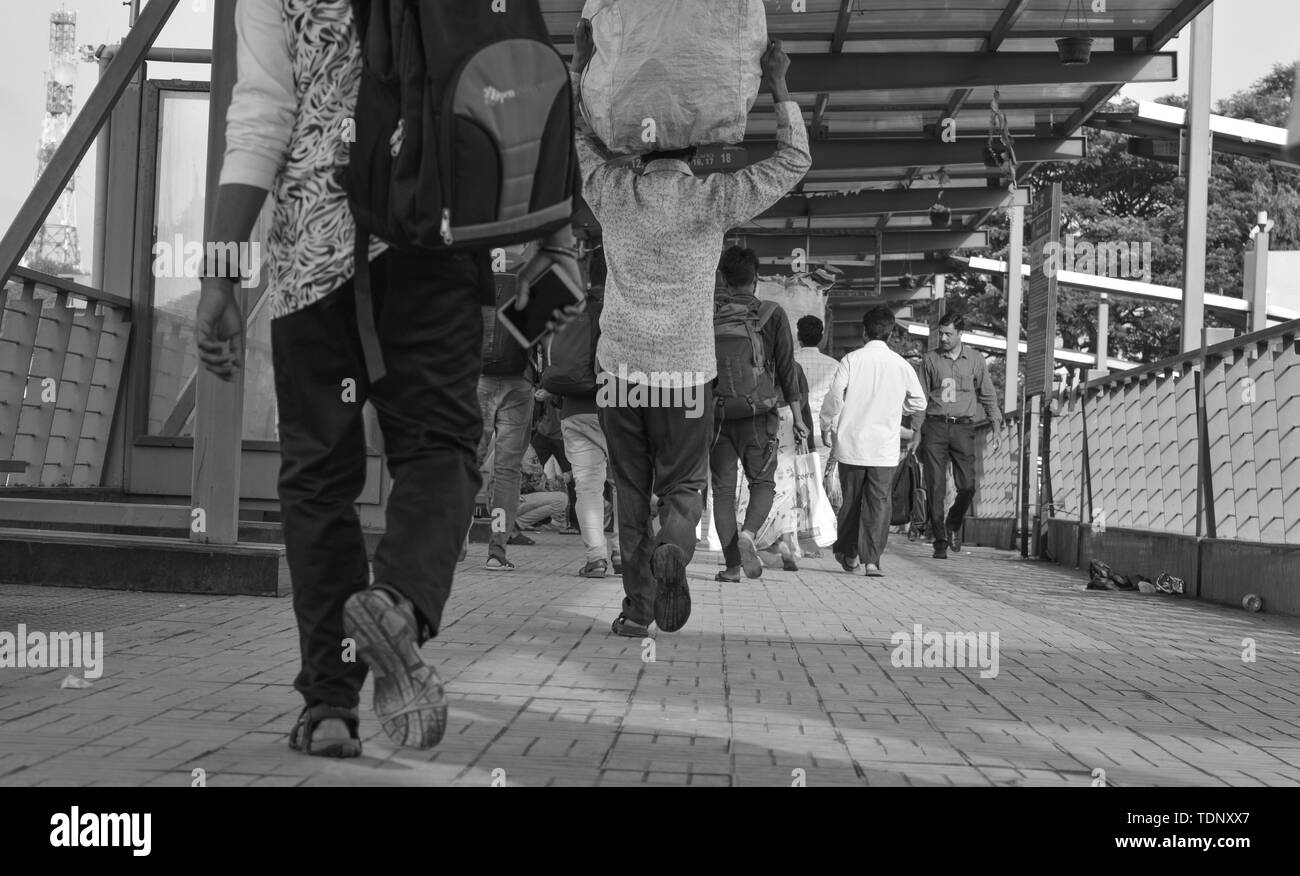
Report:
794,451,837,548
580,0,767,154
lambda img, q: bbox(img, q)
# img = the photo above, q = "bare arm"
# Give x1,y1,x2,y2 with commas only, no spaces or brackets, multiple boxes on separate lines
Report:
716,41,812,228
196,0,293,381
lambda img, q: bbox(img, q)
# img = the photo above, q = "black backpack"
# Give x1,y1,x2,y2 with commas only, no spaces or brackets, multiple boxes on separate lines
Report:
541,289,602,396
481,272,530,377
714,298,781,419
347,0,579,381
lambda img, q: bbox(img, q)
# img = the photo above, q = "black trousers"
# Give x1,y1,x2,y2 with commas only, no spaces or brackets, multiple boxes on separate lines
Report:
920,419,977,548
709,410,779,569
531,432,577,526
600,380,713,625
834,463,896,567
271,248,487,710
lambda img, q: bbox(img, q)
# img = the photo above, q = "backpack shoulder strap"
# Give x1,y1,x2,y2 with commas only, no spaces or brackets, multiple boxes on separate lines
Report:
754,299,779,328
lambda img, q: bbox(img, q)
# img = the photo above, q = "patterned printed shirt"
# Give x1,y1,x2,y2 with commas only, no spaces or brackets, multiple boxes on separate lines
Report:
221,0,386,319
571,73,812,386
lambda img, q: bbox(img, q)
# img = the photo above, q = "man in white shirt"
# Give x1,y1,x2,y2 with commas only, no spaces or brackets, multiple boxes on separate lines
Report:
820,307,927,577
794,315,839,471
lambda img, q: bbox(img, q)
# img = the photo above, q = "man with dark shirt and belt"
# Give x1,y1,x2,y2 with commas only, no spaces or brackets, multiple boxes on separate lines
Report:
917,313,1001,559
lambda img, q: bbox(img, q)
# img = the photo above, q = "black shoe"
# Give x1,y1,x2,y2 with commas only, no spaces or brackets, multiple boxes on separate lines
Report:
933,544,949,559
651,543,691,632
342,588,447,749
947,525,962,553
611,614,650,638
508,532,535,546
611,553,623,575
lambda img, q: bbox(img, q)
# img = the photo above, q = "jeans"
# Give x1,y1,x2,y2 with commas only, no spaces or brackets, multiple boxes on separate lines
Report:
709,410,779,569
920,419,977,547
476,376,534,557
560,412,617,563
272,249,486,710
600,379,713,625
516,490,568,529
834,463,896,567
531,431,577,527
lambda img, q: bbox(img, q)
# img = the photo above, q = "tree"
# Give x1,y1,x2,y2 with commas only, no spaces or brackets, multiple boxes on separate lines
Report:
942,62,1300,393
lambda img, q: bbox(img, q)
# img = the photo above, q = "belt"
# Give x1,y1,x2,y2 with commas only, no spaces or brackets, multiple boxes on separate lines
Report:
927,414,974,425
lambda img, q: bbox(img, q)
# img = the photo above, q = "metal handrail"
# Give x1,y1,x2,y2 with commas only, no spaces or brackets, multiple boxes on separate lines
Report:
8,266,132,312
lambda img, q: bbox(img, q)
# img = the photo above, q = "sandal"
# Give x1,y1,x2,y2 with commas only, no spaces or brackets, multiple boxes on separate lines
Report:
288,704,362,758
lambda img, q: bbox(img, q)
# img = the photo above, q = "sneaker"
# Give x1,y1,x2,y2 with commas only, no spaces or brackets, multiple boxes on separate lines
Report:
342,587,447,749
737,531,763,579
948,525,962,553
650,543,691,632
610,614,650,638
485,555,515,571
507,532,535,546
932,545,948,559
578,558,608,578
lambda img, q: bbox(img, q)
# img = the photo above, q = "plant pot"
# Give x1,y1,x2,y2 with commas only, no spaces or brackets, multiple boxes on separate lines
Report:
983,144,1007,168
899,274,915,291
929,204,951,228
1056,36,1093,65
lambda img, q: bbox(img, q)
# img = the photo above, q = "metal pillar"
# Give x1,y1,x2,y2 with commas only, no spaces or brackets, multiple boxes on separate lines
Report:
1248,212,1274,334
190,0,244,545
1179,6,1214,353
1003,196,1025,414
1093,293,1110,378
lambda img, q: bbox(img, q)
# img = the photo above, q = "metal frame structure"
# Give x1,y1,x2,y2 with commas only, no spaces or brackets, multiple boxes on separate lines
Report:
0,0,1220,546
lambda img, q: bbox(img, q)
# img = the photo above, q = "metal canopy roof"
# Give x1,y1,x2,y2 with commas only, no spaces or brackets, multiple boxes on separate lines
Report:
542,0,1212,268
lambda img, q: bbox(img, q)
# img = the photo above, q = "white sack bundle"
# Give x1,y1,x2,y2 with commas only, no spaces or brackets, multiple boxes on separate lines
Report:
579,0,767,154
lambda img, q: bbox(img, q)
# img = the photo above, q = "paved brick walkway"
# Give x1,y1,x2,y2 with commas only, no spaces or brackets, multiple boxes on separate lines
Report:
2,533,1300,787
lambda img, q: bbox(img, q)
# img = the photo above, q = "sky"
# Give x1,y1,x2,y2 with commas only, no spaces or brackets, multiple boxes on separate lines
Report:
0,0,1297,281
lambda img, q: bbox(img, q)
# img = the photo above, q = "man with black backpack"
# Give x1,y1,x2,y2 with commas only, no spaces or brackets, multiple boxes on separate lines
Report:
195,0,580,758
710,246,805,582
569,24,811,637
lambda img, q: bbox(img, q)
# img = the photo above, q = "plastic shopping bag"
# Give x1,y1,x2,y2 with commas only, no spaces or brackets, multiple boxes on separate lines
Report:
824,458,843,512
794,452,837,548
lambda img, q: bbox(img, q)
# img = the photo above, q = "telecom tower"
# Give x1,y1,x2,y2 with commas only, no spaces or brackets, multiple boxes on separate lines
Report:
24,9,82,277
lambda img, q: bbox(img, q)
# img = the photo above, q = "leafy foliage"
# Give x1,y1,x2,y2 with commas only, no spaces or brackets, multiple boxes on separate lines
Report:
943,63,1300,395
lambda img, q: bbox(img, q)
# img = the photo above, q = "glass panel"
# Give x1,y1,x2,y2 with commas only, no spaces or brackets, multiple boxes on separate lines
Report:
146,89,207,438
144,88,278,442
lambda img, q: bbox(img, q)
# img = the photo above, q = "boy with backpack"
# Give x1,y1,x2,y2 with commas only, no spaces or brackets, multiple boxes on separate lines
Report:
710,247,805,582
568,24,811,637
195,0,581,757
